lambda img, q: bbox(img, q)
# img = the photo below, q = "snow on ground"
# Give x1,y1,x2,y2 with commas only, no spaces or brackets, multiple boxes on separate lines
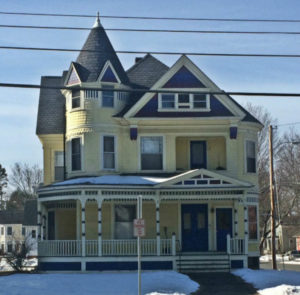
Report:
0,258,37,272
0,271,199,295
260,255,290,262
233,268,300,295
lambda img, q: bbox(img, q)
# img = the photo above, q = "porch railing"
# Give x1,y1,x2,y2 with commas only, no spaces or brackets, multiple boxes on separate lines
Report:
38,238,175,257
227,235,248,255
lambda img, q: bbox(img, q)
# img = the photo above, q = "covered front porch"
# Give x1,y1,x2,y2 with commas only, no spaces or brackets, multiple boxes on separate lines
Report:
37,169,252,271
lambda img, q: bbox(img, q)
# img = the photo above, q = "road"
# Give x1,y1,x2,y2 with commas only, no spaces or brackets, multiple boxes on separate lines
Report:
260,261,300,271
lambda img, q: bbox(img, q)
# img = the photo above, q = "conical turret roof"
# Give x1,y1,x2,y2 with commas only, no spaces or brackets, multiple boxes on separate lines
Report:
74,17,129,84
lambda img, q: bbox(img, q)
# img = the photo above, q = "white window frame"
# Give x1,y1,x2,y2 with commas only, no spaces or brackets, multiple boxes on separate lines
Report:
139,135,165,171
158,92,210,112
70,89,82,110
101,135,117,171
54,150,64,181
245,140,257,174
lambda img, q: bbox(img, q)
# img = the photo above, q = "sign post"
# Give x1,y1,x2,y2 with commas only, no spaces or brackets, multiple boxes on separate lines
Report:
134,195,145,295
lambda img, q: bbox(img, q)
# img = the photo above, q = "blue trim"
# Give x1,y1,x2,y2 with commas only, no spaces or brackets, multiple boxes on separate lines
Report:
39,262,81,271
230,127,238,139
101,66,118,83
231,260,244,269
130,127,138,140
86,261,172,271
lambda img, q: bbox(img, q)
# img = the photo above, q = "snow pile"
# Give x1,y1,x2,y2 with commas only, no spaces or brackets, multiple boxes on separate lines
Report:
233,268,300,295
0,258,14,272
260,255,289,262
0,271,199,295
53,175,169,186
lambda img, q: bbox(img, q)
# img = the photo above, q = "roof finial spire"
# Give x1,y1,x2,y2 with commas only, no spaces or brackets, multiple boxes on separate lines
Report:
93,11,102,28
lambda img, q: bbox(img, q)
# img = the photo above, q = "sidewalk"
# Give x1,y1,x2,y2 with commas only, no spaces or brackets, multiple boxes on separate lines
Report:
189,272,259,295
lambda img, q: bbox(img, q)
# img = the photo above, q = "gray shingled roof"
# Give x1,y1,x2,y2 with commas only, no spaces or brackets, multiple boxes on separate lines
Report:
0,210,24,224
23,200,37,226
127,54,169,88
36,75,65,135
75,25,129,84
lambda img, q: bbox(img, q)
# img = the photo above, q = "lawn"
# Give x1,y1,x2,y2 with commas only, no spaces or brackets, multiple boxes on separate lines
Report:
0,271,199,295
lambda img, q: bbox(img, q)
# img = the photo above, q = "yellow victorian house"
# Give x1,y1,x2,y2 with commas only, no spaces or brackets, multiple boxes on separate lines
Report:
36,16,262,272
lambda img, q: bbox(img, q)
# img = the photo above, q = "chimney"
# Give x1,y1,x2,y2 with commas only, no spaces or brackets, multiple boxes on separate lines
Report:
135,57,143,63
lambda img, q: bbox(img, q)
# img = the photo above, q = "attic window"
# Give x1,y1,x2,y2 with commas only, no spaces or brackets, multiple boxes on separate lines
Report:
158,93,210,111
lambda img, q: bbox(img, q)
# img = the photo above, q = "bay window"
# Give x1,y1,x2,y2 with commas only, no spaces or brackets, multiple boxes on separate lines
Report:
141,136,163,170
102,86,114,107
71,90,81,109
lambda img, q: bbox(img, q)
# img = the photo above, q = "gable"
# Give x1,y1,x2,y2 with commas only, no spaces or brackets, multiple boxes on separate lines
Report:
155,169,252,189
134,94,234,118
101,65,118,83
163,66,205,88
66,67,80,85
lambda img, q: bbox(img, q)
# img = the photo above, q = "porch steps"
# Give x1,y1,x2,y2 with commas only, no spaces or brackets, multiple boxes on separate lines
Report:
176,254,230,273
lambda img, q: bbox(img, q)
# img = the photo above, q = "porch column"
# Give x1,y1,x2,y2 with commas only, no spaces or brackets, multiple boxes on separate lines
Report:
97,198,103,256
76,200,81,239
244,202,249,254
42,204,47,240
234,201,239,238
37,201,42,241
156,200,160,256
80,199,86,257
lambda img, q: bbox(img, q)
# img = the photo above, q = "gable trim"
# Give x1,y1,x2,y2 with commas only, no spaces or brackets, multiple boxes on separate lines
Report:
98,60,121,84
124,55,245,119
64,63,81,86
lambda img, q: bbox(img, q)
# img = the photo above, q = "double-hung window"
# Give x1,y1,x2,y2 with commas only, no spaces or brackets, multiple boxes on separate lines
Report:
248,205,258,240
193,94,207,108
72,90,81,109
22,227,26,236
246,141,256,173
103,136,115,169
114,205,136,239
71,138,81,171
55,151,64,181
102,86,114,107
32,230,36,238
141,136,163,170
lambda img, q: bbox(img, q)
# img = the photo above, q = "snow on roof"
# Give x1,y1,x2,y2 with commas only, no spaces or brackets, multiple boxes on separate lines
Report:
53,175,169,186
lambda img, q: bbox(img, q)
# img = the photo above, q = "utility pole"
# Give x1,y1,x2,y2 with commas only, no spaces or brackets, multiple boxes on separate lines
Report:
269,125,277,270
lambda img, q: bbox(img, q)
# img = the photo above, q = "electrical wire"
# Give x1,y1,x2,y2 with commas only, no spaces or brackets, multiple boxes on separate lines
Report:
1,11,300,23
275,122,300,127
1,82,300,97
2,24,300,35
1,45,300,59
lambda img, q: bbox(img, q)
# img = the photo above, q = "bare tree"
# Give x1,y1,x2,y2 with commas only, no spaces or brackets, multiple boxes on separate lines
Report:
0,164,8,210
9,163,42,198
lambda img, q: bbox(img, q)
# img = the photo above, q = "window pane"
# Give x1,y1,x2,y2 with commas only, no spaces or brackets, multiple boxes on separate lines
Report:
55,151,64,167
247,141,255,158
114,205,136,239
7,227,12,235
194,94,207,108
104,153,115,169
161,94,175,108
183,213,191,230
197,213,205,229
55,167,64,181
141,154,163,170
141,137,162,154
246,141,256,173
72,90,80,98
72,97,80,108
248,205,257,240
104,137,114,152
102,86,114,107
72,138,81,154
178,94,189,103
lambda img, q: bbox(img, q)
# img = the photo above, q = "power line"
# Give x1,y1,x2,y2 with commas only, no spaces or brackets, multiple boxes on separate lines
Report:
2,46,300,59
1,11,300,23
276,122,300,127
2,24,300,35
1,82,300,97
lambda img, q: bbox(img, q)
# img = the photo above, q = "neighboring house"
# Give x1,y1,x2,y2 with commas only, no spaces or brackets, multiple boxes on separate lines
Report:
0,201,37,255
264,222,300,254
36,16,262,272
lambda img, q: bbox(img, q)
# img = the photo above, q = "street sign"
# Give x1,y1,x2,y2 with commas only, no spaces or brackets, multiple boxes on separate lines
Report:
134,218,145,237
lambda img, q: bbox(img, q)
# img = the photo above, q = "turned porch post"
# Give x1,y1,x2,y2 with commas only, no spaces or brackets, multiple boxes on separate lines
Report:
97,198,103,256
80,198,86,257
244,201,249,255
156,200,160,256
37,201,42,241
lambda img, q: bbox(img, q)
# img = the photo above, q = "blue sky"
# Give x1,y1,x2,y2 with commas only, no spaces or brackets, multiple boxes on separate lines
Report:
1,0,300,175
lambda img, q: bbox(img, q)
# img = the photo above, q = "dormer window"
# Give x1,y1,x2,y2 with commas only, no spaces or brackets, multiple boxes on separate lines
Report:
158,93,210,111
102,86,114,107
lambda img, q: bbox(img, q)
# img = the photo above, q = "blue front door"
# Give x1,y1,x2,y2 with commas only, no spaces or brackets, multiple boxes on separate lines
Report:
181,204,208,252
216,208,233,251
190,141,207,169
